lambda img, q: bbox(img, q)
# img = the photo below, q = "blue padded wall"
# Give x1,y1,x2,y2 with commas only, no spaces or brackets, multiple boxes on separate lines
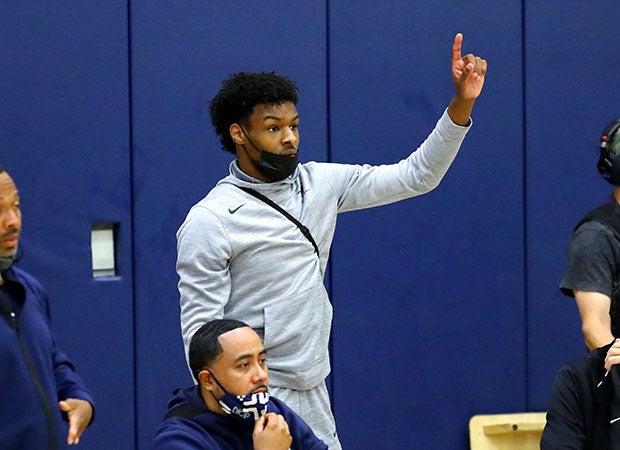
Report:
328,2,524,448
525,1,620,411
0,2,135,449
129,2,329,446
3,1,620,449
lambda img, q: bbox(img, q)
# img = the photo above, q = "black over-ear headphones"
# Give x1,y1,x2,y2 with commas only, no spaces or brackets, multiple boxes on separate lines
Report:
597,118,620,186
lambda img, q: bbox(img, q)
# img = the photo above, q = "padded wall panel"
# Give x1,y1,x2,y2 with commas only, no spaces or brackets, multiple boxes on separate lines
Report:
8,1,615,448
328,2,524,448
129,2,329,446
0,2,134,449
525,1,620,411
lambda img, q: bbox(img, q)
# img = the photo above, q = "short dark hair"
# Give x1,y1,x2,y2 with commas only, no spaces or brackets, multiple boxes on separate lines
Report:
0,166,5,173
188,319,249,383
209,71,299,154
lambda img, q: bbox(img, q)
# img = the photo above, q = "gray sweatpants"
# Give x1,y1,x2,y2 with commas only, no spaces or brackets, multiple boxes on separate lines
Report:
270,382,342,449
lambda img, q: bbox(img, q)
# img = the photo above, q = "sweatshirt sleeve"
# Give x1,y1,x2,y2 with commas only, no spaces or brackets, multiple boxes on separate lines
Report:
34,283,95,417
176,205,233,357
53,344,94,408
317,108,470,213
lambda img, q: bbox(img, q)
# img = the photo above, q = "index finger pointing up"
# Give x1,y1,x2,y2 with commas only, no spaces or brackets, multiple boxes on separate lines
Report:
452,33,463,62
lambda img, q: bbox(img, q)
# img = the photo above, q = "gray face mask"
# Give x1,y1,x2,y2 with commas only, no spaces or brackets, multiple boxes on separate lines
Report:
0,254,16,271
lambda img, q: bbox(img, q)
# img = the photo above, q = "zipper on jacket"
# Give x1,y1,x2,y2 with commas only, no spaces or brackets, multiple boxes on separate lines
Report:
10,311,57,450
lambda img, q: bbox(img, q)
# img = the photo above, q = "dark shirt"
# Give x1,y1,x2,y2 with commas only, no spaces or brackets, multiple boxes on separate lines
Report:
541,343,620,449
560,199,620,299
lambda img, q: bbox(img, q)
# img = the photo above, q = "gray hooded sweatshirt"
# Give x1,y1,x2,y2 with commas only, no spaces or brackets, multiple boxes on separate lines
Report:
176,108,470,390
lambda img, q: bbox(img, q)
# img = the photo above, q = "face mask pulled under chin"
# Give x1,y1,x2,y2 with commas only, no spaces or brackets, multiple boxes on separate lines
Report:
251,149,299,182
209,372,271,422
0,254,16,271
239,126,299,182
217,391,271,422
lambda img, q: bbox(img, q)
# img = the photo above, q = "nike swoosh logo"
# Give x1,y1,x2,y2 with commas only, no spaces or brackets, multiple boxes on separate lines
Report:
228,204,244,214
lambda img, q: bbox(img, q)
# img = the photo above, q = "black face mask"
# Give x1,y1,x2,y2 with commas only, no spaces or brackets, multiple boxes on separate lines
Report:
252,150,299,182
240,127,299,182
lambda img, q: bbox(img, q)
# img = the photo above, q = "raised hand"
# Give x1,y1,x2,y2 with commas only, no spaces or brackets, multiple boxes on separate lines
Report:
451,33,487,101
447,33,487,125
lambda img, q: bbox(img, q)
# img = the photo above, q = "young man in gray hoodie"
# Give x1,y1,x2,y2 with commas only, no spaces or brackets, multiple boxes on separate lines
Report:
176,33,487,449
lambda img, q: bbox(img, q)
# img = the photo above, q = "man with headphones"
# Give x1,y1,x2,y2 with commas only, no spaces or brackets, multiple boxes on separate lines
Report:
560,119,620,350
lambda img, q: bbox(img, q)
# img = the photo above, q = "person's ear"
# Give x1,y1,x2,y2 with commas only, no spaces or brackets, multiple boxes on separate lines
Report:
198,370,215,392
230,123,244,145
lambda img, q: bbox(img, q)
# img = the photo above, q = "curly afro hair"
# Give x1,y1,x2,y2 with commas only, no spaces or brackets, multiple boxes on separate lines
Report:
209,71,299,154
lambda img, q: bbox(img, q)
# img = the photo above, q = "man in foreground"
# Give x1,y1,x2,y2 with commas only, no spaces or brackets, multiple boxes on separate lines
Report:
152,319,327,449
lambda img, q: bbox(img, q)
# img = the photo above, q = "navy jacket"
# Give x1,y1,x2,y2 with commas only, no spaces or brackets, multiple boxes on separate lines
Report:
0,266,94,449
151,386,328,449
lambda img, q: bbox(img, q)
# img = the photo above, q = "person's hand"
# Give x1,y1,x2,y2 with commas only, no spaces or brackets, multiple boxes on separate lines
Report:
451,33,487,102
58,398,93,445
604,338,620,372
253,413,292,450
447,33,488,125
